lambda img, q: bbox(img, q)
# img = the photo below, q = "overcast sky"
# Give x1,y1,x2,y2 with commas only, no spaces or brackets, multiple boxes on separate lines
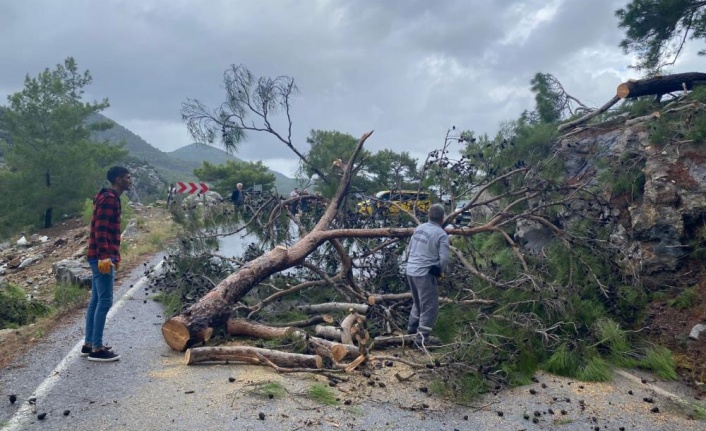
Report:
1,0,705,177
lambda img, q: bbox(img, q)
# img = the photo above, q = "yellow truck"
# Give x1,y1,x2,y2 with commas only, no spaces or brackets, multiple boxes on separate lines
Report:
357,190,431,217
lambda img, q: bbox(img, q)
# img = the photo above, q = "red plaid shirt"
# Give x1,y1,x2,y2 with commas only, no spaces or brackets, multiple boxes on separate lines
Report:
87,188,122,262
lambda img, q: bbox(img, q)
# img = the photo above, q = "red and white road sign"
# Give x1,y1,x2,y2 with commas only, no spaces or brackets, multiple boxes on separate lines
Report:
176,181,209,194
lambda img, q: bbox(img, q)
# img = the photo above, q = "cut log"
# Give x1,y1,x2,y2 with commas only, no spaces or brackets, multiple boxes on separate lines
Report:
185,345,323,368
308,336,359,362
226,319,294,339
368,293,411,305
296,302,369,315
315,325,342,341
340,312,364,345
372,334,417,349
617,72,706,99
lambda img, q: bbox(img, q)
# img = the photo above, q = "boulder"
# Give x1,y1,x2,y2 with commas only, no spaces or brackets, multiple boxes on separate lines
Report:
18,254,44,269
53,258,92,288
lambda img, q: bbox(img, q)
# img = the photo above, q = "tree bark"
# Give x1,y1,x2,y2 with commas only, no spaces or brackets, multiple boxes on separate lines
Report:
314,325,343,341
185,345,323,368
616,72,706,99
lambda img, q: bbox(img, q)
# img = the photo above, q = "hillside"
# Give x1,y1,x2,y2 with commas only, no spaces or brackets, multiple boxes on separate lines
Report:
169,143,299,194
87,114,297,194
87,113,197,184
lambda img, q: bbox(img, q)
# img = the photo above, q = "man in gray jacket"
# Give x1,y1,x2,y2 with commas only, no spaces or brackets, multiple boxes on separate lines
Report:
406,203,450,347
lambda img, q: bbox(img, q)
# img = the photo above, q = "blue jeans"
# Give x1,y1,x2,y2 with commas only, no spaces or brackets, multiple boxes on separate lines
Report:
85,261,114,348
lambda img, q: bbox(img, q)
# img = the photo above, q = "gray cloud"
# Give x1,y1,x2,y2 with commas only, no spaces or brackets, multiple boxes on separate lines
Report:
2,0,704,176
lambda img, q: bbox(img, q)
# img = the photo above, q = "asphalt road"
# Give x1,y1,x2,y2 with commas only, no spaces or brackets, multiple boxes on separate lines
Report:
2,256,706,431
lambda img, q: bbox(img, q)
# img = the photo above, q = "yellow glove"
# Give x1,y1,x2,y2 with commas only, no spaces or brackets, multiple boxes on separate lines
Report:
98,259,115,274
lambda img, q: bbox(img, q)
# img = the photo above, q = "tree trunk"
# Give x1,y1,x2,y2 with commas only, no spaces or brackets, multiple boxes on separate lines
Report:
616,72,706,99
185,345,323,368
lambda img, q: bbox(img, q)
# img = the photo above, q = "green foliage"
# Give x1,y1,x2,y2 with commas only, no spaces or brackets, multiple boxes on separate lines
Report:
365,149,420,191
639,346,678,380
307,383,339,405
616,0,706,72
544,344,581,376
193,159,276,197
433,305,463,343
615,170,646,200
0,57,125,237
530,72,564,123
577,356,613,382
0,284,51,329
53,283,87,310
668,286,698,310
152,292,183,319
301,129,371,197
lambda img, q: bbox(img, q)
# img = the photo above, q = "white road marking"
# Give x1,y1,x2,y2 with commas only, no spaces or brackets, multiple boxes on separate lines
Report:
3,261,164,431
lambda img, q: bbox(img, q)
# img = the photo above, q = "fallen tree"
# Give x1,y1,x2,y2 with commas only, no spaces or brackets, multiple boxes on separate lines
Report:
154,64,678,397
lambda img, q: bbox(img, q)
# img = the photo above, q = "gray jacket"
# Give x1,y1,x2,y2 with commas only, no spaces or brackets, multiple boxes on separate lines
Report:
405,221,449,277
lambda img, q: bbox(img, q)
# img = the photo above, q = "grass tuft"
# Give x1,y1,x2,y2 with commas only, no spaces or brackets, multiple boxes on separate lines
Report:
53,283,87,310
640,346,678,380
308,383,339,405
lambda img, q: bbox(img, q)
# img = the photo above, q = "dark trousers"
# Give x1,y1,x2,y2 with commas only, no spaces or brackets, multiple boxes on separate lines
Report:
407,274,439,336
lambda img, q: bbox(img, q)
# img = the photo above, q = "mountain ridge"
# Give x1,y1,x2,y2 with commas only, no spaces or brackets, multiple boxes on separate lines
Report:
88,113,297,193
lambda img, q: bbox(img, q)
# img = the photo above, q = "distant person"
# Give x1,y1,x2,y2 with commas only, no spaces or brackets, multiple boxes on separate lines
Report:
289,187,299,214
299,188,310,213
231,183,244,211
83,166,132,362
166,183,176,209
405,203,449,348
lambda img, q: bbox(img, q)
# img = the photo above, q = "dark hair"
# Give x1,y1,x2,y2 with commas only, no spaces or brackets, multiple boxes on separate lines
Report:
107,166,130,184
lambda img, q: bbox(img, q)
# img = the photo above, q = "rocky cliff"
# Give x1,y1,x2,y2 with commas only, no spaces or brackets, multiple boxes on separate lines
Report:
557,106,706,287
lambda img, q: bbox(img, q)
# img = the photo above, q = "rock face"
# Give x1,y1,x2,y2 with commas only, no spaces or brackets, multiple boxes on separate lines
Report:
556,117,706,285
52,258,92,288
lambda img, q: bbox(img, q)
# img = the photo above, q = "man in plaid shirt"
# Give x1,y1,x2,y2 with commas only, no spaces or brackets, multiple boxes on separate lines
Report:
82,166,132,362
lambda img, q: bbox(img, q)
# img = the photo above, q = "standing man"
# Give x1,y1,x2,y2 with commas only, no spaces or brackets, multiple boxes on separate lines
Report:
406,203,450,347
289,187,299,214
82,166,131,362
231,183,244,211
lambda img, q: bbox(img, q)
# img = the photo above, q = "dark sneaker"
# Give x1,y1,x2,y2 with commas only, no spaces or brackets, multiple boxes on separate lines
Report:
80,344,112,357
88,348,120,362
